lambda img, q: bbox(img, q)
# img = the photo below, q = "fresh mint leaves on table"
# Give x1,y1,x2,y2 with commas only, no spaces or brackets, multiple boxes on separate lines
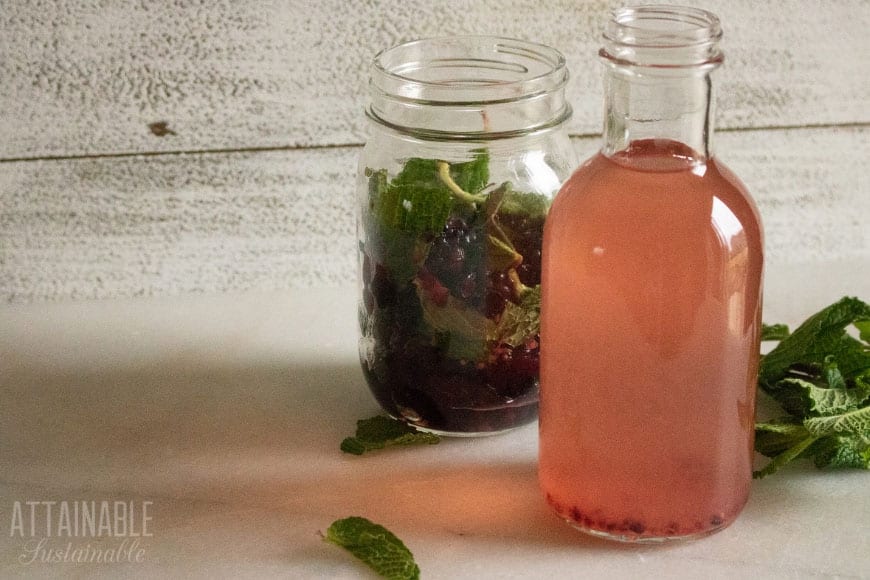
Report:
755,297,870,478
341,415,440,455
324,517,420,580
761,323,791,341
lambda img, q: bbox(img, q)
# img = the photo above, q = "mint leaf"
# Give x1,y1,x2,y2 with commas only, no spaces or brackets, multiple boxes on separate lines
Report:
415,280,493,361
379,158,456,236
341,415,439,455
761,323,790,341
754,297,870,477
753,418,870,475
773,376,870,417
364,152,490,284
823,357,848,390
810,435,870,469
451,150,489,195
753,434,818,479
498,189,551,221
754,418,811,458
363,168,421,284
489,285,541,348
803,405,870,437
759,297,870,391
486,234,523,272
377,152,489,237
324,516,420,580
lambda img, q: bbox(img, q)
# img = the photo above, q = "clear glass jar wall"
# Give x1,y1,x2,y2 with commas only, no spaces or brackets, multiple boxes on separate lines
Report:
357,36,576,435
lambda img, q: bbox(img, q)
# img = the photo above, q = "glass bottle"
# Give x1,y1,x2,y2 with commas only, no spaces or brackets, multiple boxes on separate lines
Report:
539,7,764,541
358,36,576,435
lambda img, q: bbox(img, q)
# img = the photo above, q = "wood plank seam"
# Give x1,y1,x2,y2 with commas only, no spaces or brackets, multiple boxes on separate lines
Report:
1,121,869,165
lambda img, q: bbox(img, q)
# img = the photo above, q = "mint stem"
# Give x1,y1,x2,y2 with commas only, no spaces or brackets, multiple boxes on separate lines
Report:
437,161,487,206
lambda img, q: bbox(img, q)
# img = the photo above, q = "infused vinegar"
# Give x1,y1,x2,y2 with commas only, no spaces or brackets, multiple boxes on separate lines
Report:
539,140,763,541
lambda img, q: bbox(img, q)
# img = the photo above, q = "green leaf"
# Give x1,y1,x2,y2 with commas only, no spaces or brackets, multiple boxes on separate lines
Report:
489,285,541,348
803,405,870,437
324,516,420,580
761,323,790,341
379,158,456,236
341,415,440,456
340,437,369,456
753,434,818,479
377,152,490,237
415,280,494,361
810,436,870,470
365,152,490,283
754,297,870,478
823,357,848,390
451,150,490,195
759,297,870,391
755,417,808,434
486,234,522,271
772,376,870,417
754,418,811,458
363,168,421,284
498,189,551,221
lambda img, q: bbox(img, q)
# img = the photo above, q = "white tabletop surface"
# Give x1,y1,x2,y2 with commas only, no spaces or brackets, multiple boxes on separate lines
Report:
1,259,869,579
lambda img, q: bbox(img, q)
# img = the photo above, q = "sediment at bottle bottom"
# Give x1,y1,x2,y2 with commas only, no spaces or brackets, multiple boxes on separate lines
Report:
544,491,744,542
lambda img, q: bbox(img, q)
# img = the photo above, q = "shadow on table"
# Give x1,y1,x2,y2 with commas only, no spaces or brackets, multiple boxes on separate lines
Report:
1,356,376,461
3,357,804,556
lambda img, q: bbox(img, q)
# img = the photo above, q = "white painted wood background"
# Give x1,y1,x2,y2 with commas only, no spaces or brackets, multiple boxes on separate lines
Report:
1,0,868,302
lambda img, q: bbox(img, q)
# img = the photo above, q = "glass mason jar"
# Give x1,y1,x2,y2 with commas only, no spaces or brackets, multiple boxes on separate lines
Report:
540,7,764,541
357,36,575,436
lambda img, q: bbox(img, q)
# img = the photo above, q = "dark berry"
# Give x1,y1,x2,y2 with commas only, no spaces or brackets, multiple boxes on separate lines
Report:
510,343,539,377
625,520,646,534
483,271,514,317
485,342,539,399
371,264,397,308
424,217,484,297
498,213,545,286
459,272,477,299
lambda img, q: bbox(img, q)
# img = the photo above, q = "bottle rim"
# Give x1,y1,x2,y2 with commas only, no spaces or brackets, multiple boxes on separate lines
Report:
601,5,724,69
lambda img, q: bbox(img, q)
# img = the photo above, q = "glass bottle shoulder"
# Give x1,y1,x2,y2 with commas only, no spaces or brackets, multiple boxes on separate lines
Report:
545,143,763,270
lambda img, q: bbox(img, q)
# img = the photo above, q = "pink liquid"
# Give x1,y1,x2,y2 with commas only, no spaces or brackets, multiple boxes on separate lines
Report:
539,140,763,541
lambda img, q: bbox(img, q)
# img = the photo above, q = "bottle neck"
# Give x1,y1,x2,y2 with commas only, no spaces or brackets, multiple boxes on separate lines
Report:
602,66,715,164
598,5,724,167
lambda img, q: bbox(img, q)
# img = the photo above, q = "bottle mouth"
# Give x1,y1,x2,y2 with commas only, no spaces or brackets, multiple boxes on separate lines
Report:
601,5,723,69
367,36,572,139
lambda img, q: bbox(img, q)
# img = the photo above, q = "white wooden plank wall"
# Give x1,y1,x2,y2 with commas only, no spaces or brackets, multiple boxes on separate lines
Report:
1,0,868,302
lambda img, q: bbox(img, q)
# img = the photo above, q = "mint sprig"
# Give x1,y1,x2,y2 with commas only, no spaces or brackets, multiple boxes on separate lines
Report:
324,516,420,580
341,415,440,456
376,152,490,236
489,285,541,348
754,296,870,478
761,323,791,341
